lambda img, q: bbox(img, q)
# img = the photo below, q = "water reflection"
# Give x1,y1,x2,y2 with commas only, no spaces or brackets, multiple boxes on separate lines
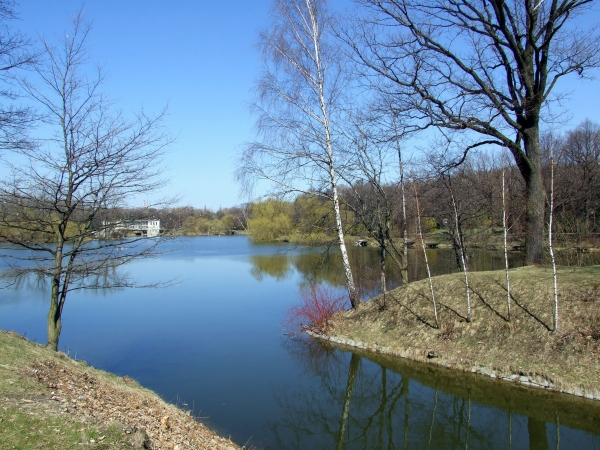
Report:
249,247,527,299
0,264,127,299
274,339,600,449
250,255,293,281
281,246,598,297
2,236,599,449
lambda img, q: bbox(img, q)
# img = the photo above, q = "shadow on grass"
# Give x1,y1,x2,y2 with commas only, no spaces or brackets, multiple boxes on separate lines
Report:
492,280,552,332
436,299,469,322
469,285,510,322
391,289,440,329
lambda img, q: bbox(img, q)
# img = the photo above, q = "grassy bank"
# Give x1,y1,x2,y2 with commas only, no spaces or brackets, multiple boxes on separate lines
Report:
0,331,239,450
321,265,600,399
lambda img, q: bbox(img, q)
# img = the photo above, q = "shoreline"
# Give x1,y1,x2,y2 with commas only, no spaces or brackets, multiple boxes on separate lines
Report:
305,329,600,400
310,265,600,402
305,334,600,436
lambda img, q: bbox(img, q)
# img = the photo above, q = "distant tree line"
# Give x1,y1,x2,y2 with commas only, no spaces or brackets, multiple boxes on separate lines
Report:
245,119,600,256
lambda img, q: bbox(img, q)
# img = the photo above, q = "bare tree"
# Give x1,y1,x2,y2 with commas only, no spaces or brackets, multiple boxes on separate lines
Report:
393,114,410,283
501,153,512,321
338,115,407,294
345,0,600,264
555,120,600,241
237,0,359,307
445,174,472,322
0,0,37,151
413,179,438,328
0,12,172,350
547,139,559,332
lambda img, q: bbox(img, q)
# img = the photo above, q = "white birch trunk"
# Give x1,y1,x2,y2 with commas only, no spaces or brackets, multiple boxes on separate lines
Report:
549,158,559,333
502,166,511,321
399,144,408,284
307,0,358,307
414,181,438,328
451,191,471,322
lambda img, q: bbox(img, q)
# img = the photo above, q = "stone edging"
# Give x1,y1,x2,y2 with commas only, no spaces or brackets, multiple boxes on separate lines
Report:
305,330,600,401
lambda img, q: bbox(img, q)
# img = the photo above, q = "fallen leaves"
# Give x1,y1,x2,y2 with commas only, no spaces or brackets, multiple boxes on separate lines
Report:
30,359,239,449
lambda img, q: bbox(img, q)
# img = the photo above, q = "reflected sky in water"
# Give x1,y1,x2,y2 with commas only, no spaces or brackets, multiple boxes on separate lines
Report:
1,236,599,449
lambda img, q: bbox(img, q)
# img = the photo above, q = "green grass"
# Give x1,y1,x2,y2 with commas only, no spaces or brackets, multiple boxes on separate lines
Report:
0,332,144,449
0,408,125,450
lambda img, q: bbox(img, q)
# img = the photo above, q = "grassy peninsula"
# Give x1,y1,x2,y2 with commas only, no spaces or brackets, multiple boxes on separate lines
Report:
0,331,239,450
319,265,600,399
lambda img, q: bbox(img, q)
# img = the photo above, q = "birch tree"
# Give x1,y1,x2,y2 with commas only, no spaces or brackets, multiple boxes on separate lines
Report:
446,175,471,322
238,0,359,307
339,116,408,293
413,179,438,328
501,156,512,321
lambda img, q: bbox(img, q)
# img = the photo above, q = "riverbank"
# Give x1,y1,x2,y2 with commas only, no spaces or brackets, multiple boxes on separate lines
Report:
314,265,600,400
0,331,239,450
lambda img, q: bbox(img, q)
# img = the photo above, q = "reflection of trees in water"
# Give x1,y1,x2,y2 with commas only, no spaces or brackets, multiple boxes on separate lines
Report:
249,255,292,281
293,251,346,289
248,247,531,300
4,270,48,291
271,338,349,450
250,248,404,299
273,340,568,449
78,266,129,297
280,336,344,380
1,265,126,298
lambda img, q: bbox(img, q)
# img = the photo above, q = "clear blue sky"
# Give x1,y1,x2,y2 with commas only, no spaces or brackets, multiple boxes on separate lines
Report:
18,0,274,210
15,0,600,210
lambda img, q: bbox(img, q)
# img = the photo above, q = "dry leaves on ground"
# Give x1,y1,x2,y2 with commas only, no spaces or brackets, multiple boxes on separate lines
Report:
28,359,239,450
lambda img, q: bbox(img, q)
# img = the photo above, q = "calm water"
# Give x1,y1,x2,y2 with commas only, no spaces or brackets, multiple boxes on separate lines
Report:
1,236,599,449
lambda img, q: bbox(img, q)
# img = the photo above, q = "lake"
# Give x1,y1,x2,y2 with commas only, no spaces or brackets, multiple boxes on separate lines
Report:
1,235,599,449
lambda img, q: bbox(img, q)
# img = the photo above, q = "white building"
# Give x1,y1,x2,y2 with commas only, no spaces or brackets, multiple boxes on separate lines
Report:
99,219,162,238
127,219,161,237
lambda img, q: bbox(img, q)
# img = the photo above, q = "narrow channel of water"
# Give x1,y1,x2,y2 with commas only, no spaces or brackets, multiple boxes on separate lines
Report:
0,236,599,449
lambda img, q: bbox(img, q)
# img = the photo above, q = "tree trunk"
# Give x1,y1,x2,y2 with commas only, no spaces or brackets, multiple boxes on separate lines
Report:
379,225,387,293
549,159,559,333
46,282,61,351
451,191,471,322
331,171,359,307
308,0,358,308
414,182,439,328
525,174,546,265
46,245,64,351
522,128,546,265
502,166,511,321
397,133,409,285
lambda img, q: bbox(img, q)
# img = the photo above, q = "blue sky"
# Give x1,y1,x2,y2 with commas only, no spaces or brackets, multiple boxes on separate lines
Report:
14,0,600,210
18,0,274,210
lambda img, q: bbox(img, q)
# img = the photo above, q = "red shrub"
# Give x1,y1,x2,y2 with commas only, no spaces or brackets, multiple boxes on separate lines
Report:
284,284,348,336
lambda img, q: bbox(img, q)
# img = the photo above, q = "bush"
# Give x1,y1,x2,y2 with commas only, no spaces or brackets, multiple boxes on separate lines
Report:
284,284,348,336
